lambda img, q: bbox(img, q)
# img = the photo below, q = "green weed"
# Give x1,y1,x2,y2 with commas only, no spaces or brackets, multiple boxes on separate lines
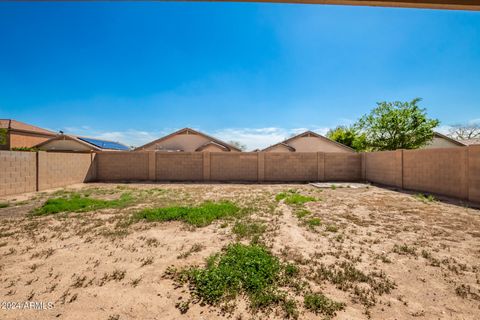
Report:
306,218,322,228
0,203,9,209
134,201,241,227
414,193,436,203
232,221,266,240
168,243,301,317
33,193,133,215
304,293,345,318
276,191,316,205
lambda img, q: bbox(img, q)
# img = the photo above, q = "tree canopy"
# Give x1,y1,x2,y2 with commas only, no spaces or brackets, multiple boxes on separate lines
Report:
326,126,366,151
355,98,439,151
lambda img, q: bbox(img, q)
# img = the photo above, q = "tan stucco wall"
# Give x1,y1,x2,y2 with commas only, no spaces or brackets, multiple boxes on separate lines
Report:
266,145,292,152
201,144,228,152
423,136,462,149
265,136,352,153
10,132,52,149
140,133,233,152
38,139,93,152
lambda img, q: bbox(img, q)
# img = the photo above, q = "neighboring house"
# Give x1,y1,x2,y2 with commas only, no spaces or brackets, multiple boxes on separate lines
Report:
135,128,242,152
458,138,480,146
423,132,466,149
36,134,130,152
0,119,57,150
262,131,354,153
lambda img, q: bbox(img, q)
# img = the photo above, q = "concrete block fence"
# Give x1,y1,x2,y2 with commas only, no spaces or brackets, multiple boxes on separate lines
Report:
0,147,479,204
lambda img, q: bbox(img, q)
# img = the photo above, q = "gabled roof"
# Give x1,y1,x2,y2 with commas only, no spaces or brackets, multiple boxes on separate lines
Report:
262,130,355,152
135,127,242,152
433,132,466,146
0,119,56,136
458,138,480,146
36,134,130,151
195,141,229,152
263,142,296,152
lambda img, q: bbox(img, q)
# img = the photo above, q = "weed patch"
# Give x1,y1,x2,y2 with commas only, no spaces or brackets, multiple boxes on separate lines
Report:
414,193,436,203
276,191,316,206
0,202,9,208
232,221,266,240
305,218,322,229
167,243,302,317
33,193,133,215
304,293,345,318
313,261,395,310
134,201,241,227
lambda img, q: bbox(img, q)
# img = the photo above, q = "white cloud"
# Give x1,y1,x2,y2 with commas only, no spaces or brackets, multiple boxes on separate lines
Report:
61,126,332,150
212,127,329,151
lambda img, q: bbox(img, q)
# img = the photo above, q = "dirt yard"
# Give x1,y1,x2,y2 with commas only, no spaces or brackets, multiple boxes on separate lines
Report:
0,183,479,320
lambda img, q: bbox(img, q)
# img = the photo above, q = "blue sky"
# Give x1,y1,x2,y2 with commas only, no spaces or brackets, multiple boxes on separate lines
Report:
0,2,479,149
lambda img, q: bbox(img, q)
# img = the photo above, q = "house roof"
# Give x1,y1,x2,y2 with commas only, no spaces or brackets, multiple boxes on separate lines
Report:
262,130,355,152
433,132,466,146
0,119,56,136
195,141,229,152
36,134,130,151
135,127,242,152
263,142,296,152
459,138,480,146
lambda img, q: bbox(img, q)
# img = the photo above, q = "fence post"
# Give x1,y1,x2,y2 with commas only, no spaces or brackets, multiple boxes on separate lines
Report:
148,151,156,181
203,152,211,182
36,151,47,191
395,149,404,189
258,152,265,182
467,145,480,203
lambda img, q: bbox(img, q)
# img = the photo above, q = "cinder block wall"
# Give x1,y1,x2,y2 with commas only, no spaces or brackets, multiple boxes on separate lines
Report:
363,147,480,203
403,148,468,199
365,150,402,188
210,153,258,181
37,152,96,191
0,151,36,196
156,152,203,181
0,151,96,196
96,152,149,181
264,153,317,182
325,153,362,181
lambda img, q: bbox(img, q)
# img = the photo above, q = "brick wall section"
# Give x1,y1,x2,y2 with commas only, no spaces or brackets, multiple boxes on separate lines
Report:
264,153,317,182
0,151,36,196
96,152,149,181
156,152,203,181
469,146,480,203
365,150,403,188
37,152,95,190
325,153,362,181
403,148,468,200
210,153,258,181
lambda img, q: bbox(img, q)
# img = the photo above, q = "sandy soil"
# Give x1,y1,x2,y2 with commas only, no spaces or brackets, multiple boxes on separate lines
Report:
0,183,479,320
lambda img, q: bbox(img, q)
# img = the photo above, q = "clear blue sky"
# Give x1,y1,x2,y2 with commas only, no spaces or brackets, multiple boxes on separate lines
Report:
0,2,479,149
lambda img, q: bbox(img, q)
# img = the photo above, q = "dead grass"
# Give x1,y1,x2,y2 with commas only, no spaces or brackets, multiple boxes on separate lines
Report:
0,183,479,320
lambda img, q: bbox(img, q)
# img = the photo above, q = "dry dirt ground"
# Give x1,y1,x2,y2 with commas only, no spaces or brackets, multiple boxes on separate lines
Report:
0,183,479,320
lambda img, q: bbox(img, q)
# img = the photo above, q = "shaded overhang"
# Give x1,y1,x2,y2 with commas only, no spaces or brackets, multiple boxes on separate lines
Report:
187,0,480,10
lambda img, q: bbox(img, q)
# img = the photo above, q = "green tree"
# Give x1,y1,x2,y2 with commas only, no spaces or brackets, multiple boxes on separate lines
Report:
228,140,247,151
326,126,366,151
355,98,439,151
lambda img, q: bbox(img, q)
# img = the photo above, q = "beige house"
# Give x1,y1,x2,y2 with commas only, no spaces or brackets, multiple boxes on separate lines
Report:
262,131,354,153
135,128,242,152
36,134,130,152
423,132,465,149
0,119,57,150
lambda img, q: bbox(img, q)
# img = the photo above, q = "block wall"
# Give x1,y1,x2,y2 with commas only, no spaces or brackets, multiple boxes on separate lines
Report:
156,152,203,181
325,153,362,181
96,152,149,181
0,151,36,196
210,153,258,181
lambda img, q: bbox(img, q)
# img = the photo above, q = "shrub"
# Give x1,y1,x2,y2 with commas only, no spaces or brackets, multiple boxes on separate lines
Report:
135,201,240,227
33,193,133,215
